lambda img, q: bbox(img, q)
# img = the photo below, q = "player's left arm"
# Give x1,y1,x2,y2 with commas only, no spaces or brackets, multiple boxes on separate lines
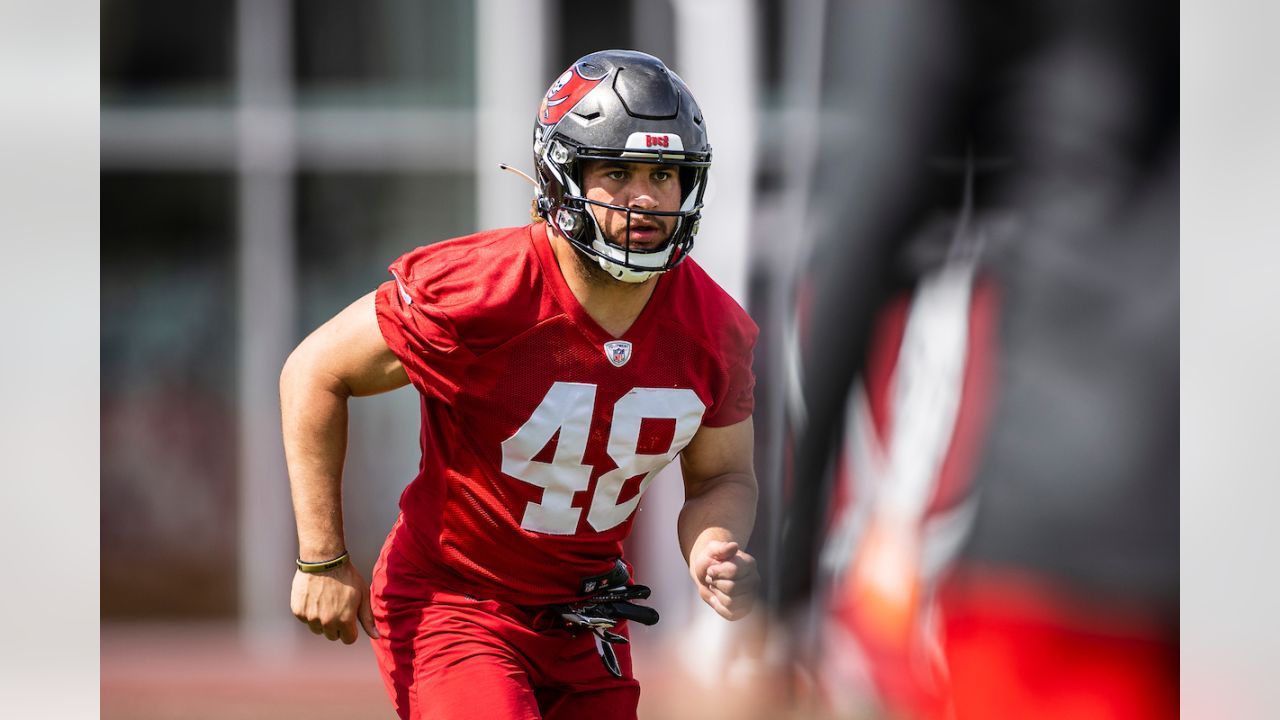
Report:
678,416,759,621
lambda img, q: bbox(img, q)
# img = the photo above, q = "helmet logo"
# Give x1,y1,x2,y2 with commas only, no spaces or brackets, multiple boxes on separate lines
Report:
622,132,685,160
603,340,633,368
546,69,573,99
539,66,606,126
625,132,683,151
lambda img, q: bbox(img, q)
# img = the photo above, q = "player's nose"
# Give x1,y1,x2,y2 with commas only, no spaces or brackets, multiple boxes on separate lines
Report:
623,177,660,210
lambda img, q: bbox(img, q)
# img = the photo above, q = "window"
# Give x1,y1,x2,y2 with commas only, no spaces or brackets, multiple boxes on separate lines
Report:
294,0,476,107
101,172,238,618
102,0,234,105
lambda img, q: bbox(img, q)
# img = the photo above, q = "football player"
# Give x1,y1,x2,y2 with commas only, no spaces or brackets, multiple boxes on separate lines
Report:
280,50,759,720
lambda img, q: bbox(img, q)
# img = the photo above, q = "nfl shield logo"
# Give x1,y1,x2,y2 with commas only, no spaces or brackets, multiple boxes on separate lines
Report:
603,340,632,367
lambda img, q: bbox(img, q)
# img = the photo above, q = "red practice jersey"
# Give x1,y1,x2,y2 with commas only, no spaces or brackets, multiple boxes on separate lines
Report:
374,223,757,605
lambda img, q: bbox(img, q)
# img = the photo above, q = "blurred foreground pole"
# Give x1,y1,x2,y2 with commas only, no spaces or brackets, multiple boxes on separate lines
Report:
476,0,548,229
760,0,827,614
236,0,297,656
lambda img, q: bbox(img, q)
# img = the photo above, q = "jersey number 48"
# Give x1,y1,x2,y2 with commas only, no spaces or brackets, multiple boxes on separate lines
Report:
501,381,705,535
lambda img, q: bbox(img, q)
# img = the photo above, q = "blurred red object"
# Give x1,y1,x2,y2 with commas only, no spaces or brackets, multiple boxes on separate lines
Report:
941,569,1177,720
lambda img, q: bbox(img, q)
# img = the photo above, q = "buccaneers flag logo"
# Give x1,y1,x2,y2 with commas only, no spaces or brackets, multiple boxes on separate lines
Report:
539,64,606,126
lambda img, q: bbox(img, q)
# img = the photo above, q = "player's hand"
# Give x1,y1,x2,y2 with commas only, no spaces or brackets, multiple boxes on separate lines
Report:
290,561,380,644
691,540,758,621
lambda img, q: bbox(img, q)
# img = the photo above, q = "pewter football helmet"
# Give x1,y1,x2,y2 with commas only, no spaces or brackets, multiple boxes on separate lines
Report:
533,50,711,283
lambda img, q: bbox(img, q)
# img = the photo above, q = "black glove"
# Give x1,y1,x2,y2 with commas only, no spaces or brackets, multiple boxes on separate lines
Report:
553,567,662,678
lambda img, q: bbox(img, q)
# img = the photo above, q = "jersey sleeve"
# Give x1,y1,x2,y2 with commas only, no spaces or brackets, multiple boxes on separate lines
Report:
703,308,759,428
374,246,471,403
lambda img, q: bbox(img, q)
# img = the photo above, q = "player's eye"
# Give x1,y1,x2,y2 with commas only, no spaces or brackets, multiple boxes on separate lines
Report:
652,170,673,182
606,169,628,182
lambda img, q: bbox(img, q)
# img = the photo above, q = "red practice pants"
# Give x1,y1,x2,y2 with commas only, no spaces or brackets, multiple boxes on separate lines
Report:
369,529,641,720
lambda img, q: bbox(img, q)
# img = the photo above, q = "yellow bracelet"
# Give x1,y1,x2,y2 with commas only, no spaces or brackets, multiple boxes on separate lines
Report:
296,551,350,574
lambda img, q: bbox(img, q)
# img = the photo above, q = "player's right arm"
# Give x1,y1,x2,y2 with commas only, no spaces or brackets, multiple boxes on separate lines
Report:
280,290,409,644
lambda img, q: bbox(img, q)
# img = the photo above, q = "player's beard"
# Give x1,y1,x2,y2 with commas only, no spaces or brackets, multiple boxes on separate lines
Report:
569,240,620,287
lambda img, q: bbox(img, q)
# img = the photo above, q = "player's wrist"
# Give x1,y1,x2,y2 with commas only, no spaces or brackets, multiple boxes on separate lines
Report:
298,533,348,560
296,550,351,574
690,530,734,559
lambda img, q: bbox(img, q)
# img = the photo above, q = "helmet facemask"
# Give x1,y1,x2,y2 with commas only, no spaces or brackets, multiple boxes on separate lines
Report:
538,139,708,283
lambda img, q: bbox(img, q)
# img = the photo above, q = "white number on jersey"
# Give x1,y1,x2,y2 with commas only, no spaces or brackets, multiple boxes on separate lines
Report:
501,382,705,535
500,382,597,535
